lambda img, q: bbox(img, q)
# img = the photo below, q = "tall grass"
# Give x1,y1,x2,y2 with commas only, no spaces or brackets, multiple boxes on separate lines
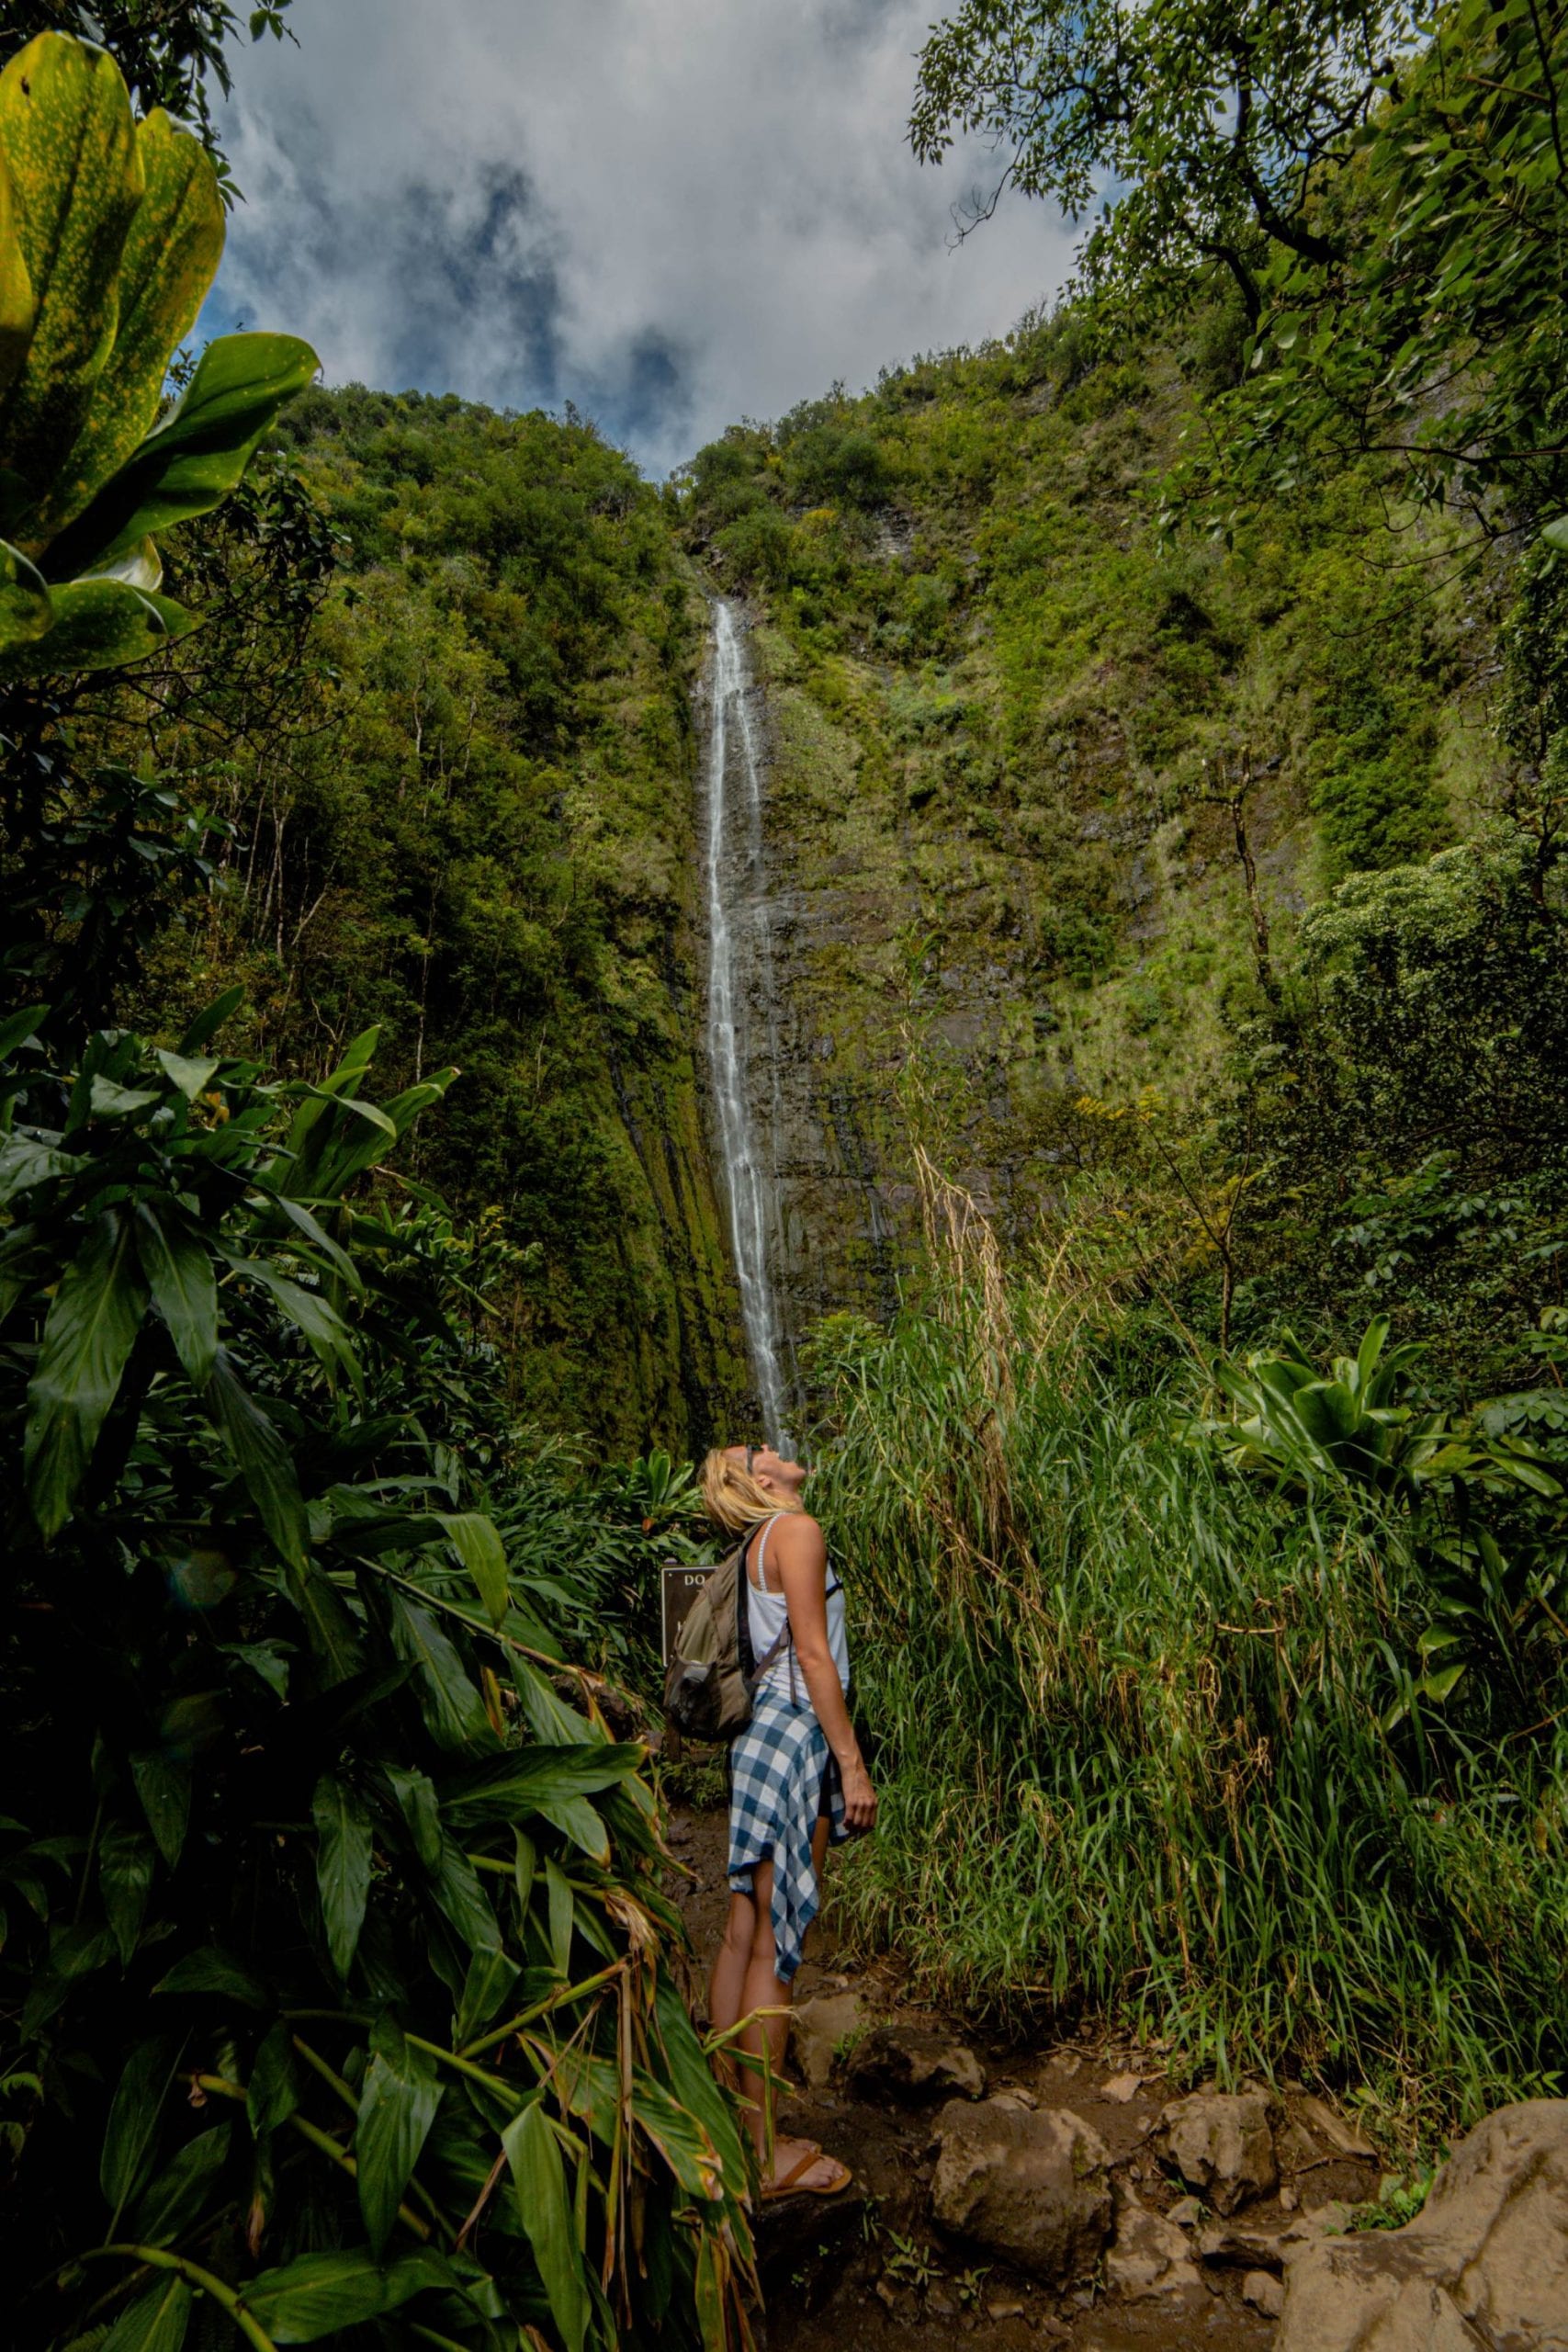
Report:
807,1164,1568,2135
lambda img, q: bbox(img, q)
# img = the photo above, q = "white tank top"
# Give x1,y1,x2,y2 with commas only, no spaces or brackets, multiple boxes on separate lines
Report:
746,1514,849,1704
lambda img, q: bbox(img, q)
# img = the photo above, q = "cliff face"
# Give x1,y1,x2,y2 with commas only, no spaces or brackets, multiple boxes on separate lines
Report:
683,325,1507,1373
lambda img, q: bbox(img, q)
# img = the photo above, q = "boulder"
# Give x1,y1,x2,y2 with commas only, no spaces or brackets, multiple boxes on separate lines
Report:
1157,2090,1280,2216
1277,2099,1568,2352
845,2023,986,2105
1243,2270,1286,2320
1105,2187,1202,2300
789,1990,864,2091
931,2098,1112,2285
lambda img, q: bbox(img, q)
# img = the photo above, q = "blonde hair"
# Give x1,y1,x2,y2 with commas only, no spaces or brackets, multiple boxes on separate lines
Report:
701,1446,805,1535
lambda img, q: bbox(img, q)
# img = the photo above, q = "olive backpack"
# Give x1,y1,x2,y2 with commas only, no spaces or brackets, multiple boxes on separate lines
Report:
662,1521,790,1742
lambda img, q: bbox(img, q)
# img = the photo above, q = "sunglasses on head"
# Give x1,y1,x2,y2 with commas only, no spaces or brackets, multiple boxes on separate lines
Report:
745,1444,759,1475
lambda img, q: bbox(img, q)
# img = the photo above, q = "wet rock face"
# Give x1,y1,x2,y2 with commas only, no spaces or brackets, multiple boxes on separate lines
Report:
1278,2099,1568,2352
844,2023,986,2105
1157,2090,1281,2216
930,2098,1112,2284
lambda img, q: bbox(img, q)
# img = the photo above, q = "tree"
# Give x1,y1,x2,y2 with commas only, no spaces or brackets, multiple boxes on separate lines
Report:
0,2,294,187
1179,0,1568,537
908,0,1420,322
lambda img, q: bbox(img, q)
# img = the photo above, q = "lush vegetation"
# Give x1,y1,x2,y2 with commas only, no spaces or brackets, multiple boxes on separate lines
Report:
807,1162,1567,2143
6,4,1568,2344
669,0,1568,2144
0,30,753,2352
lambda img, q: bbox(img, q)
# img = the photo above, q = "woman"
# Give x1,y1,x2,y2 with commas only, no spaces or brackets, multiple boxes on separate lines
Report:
701,1441,876,2199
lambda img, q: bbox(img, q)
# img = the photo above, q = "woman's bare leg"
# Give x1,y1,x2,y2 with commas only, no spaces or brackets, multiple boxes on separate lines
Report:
732,1830,843,2189
708,1889,757,2094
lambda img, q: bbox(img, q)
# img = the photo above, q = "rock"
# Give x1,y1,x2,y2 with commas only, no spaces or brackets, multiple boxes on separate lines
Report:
1277,2120,1324,2172
1168,2195,1205,2228
1280,2185,1300,2212
931,2098,1113,2285
1101,2070,1145,2104
789,1990,863,2091
845,2022,987,2105
987,2297,1027,2319
1196,2221,1289,2271
1158,2091,1280,2216
1277,2099,1568,2351
1243,2270,1286,2319
1107,2187,1203,2300
1292,2093,1378,2160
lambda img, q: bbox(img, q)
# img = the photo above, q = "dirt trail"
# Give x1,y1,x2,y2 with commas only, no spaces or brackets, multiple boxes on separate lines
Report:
669,1804,1382,2351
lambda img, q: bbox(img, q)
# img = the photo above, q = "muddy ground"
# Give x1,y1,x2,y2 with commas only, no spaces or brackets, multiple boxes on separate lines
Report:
667,1804,1383,2352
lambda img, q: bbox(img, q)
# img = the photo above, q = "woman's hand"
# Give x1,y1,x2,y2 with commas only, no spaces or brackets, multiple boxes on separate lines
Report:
840,1758,877,1834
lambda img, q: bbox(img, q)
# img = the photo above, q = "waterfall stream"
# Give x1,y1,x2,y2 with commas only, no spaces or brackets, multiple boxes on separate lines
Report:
702,599,792,1444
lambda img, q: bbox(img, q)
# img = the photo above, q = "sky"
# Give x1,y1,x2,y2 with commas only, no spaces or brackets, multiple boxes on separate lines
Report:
202,0,1076,480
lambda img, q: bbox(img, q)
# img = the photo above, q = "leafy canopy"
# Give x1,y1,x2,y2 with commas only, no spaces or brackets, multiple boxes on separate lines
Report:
908,0,1421,321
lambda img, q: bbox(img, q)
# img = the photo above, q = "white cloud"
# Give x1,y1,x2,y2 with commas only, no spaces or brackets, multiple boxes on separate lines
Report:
207,0,1076,475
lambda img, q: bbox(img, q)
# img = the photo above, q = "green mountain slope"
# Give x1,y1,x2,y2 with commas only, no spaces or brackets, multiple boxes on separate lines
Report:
677,315,1532,1377
131,388,751,1445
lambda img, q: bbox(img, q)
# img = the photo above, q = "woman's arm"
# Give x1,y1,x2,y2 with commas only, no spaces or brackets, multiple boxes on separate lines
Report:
770,1514,876,1832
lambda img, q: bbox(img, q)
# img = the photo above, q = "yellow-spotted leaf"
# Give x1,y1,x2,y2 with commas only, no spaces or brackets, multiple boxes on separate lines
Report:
0,145,35,396
0,33,143,534
32,108,223,547
48,329,318,578
0,536,50,645
0,572,193,678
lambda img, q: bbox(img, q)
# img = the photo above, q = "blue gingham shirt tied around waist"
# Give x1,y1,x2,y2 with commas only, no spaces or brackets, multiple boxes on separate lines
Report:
728,1690,847,1982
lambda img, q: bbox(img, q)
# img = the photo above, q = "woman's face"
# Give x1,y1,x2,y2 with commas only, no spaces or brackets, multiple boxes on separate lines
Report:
729,1442,807,1497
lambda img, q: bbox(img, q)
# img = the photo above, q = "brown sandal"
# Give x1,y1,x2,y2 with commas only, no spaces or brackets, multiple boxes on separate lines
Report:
762,2146,853,2199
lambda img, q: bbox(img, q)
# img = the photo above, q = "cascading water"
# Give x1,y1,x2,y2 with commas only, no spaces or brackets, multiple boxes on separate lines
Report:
702,599,792,1445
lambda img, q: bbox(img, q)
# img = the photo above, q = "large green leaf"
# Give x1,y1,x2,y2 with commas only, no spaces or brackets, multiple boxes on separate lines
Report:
440,1743,644,1833
130,1749,190,1869
0,144,35,395
438,1510,511,1627
537,1794,610,1866
455,1945,520,2048
136,1196,218,1388
49,329,319,577
25,1205,149,1537
0,571,196,678
34,107,223,547
100,2276,193,2352
311,1773,373,1980
101,2037,175,2222
247,2018,299,2136
241,2247,444,2342
389,1596,495,1752
502,2101,589,2352
0,33,142,522
0,1128,77,1204
0,534,49,643
203,1347,309,1569
99,1818,155,1963
354,2030,442,2256
129,2120,231,2245
152,1944,269,2007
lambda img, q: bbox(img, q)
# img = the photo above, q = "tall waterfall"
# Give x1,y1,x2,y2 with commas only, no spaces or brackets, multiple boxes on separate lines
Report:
702,599,791,1444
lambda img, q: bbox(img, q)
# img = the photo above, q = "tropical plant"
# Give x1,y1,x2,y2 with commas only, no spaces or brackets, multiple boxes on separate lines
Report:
2,1008,756,2351
0,31,316,678
1200,1316,1445,1500
1,5,295,184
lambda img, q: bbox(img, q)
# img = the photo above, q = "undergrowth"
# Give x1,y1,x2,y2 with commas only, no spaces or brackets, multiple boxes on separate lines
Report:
804,1167,1568,2144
